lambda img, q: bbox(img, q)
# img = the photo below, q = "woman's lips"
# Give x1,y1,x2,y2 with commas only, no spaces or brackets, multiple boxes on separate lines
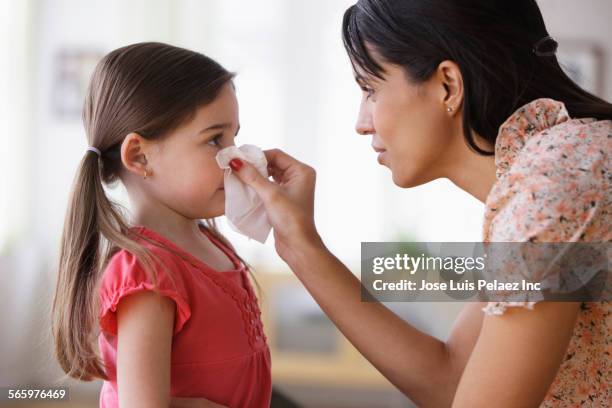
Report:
372,146,387,164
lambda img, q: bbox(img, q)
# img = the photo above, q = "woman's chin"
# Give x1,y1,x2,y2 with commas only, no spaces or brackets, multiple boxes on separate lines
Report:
391,169,425,188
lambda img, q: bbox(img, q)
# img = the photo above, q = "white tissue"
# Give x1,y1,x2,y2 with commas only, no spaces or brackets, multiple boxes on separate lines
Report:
215,144,271,243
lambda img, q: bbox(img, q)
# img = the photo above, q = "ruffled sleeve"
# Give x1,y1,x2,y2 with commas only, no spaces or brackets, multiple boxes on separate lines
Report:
482,100,610,316
99,246,192,335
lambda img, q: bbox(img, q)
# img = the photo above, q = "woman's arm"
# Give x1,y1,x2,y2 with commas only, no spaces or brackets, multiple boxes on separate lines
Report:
232,150,580,407
232,151,484,406
452,302,580,407
291,240,484,407
116,291,227,408
289,240,579,407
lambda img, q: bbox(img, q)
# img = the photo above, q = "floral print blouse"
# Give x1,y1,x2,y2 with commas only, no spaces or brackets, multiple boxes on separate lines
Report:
481,98,611,406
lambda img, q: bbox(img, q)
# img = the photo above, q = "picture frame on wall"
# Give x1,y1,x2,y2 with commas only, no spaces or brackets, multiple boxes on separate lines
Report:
50,48,105,120
557,40,604,97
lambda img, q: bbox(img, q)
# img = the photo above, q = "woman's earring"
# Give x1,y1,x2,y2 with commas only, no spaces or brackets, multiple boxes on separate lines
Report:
143,169,148,179
446,106,453,112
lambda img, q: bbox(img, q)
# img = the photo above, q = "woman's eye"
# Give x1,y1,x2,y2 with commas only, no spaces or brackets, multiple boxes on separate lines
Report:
361,86,375,100
206,134,223,147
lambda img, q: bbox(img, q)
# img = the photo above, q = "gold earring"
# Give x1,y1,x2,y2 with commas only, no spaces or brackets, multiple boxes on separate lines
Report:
143,169,148,179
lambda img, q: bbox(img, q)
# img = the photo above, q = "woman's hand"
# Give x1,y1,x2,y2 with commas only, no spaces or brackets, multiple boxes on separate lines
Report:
170,397,228,408
230,148,325,264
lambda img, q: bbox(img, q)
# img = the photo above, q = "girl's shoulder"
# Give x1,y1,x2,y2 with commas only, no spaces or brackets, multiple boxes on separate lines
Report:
99,229,192,336
101,228,187,286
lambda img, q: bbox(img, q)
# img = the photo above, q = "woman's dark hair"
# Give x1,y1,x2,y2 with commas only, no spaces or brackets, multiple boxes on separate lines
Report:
342,0,612,155
52,42,244,381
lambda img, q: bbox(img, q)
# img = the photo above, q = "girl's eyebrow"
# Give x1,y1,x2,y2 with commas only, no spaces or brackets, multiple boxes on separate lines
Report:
198,123,241,136
198,123,232,134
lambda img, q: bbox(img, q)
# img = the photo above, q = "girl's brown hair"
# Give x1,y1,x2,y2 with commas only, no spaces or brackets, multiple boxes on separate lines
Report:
51,42,243,381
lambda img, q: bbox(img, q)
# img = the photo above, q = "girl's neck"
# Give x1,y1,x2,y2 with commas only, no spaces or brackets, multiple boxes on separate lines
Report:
130,206,237,272
130,203,206,247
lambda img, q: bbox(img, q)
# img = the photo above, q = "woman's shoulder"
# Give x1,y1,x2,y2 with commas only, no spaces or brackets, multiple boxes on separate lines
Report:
484,99,610,242
513,115,608,192
524,112,609,171
494,97,610,181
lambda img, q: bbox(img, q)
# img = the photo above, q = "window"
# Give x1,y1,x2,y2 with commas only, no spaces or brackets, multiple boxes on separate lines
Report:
0,0,31,254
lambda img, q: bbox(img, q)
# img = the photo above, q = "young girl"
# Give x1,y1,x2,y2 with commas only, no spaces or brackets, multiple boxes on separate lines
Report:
51,42,271,408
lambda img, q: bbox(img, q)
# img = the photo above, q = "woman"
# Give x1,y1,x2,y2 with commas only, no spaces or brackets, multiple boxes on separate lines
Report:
232,1,611,406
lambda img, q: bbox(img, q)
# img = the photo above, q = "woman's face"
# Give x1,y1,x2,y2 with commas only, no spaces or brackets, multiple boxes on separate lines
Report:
353,51,462,188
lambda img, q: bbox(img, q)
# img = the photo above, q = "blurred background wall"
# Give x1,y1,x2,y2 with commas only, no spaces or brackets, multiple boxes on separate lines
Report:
0,0,610,407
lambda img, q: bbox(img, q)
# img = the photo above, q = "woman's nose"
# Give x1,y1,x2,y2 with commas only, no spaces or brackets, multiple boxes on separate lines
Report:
355,102,374,135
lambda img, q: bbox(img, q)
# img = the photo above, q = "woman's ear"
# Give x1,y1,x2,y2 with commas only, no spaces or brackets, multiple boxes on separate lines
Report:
120,133,151,178
436,60,464,115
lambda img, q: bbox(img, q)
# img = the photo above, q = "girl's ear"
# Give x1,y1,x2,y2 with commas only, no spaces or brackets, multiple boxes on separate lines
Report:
436,60,464,115
120,133,151,178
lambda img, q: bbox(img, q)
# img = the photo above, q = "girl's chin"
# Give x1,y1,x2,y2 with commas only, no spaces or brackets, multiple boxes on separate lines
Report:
201,209,225,219
199,197,225,218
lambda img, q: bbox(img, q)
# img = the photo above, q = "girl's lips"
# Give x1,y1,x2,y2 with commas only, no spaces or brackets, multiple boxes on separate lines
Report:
377,151,386,164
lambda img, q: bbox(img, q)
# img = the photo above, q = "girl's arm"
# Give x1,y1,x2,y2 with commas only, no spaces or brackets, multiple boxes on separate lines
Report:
117,291,173,408
116,291,227,408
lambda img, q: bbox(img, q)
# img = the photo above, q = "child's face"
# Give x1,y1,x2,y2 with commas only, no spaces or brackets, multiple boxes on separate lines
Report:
136,82,239,220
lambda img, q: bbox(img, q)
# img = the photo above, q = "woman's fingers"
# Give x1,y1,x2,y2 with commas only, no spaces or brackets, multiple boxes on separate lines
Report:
229,150,319,258
231,150,314,204
230,159,277,201
264,148,312,182
268,151,316,189
263,148,300,172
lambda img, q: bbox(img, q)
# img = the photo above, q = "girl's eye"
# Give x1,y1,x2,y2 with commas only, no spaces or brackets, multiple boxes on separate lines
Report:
206,134,223,147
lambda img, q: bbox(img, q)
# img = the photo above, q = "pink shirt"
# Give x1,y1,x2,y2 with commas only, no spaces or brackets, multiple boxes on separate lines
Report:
98,224,271,407
481,98,611,406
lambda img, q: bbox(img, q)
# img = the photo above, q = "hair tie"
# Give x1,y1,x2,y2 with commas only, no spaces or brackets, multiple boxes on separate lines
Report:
86,146,101,157
533,35,558,57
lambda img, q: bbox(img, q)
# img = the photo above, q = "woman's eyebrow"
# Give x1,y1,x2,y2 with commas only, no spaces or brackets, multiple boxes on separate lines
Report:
354,74,374,87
